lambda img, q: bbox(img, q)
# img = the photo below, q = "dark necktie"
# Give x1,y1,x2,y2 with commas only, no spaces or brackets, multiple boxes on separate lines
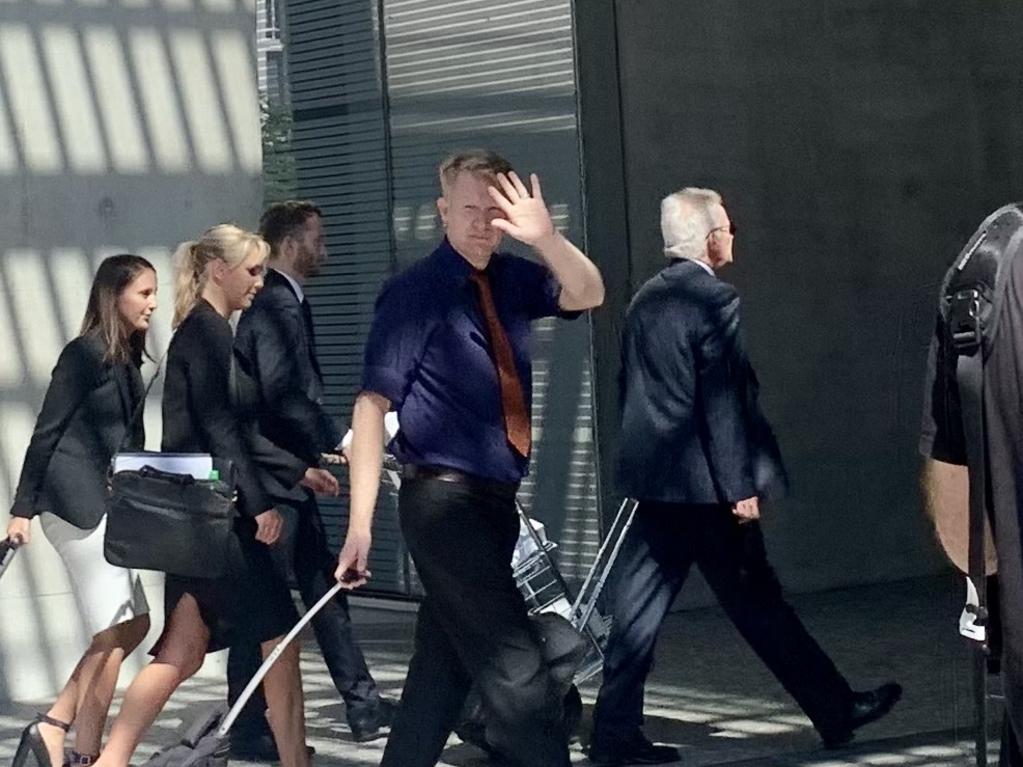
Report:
300,298,323,382
468,270,532,457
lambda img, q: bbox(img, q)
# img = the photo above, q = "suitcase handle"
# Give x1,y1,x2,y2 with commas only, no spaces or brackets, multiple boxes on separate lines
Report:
217,581,345,737
0,536,21,555
0,536,21,579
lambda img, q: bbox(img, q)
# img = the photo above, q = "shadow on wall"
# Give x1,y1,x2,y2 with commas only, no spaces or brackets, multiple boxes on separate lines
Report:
0,0,263,702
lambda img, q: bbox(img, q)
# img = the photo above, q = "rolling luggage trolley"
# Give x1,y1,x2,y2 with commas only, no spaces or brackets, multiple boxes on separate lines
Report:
382,455,638,683
511,496,639,684
381,455,639,753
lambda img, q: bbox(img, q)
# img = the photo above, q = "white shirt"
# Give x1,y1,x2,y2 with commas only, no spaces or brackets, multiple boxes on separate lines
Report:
684,257,715,276
272,267,305,303
664,251,715,277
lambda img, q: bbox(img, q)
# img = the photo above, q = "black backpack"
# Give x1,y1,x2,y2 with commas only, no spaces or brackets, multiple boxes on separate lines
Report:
937,202,1023,766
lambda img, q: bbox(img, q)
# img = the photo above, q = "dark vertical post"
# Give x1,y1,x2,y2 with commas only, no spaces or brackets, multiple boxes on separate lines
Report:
571,0,632,526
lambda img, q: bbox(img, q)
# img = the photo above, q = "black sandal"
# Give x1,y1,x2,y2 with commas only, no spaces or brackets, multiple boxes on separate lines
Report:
12,714,71,767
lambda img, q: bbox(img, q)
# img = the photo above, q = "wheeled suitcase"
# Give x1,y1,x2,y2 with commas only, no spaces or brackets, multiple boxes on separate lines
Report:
143,580,347,767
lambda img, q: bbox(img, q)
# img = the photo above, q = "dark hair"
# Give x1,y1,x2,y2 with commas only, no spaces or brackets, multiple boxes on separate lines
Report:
258,201,323,258
80,254,156,365
438,149,514,194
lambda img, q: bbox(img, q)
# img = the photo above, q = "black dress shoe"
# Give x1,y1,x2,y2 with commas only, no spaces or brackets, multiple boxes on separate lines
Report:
229,733,316,762
348,697,398,743
822,681,903,749
588,730,681,766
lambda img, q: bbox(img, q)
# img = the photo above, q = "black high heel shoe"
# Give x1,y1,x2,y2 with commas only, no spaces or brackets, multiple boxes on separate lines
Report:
11,714,70,767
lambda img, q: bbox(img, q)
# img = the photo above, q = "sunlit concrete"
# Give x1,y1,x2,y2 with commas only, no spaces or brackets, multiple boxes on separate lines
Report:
0,576,994,766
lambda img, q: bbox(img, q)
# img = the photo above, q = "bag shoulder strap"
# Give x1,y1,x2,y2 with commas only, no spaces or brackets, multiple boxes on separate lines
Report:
943,204,1023,767
114,350,168,457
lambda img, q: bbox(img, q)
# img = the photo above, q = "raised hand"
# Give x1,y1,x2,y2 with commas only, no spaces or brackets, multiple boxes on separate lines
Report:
488,171,556,246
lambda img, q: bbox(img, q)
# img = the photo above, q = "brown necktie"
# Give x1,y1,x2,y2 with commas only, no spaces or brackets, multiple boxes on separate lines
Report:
468,270,532,457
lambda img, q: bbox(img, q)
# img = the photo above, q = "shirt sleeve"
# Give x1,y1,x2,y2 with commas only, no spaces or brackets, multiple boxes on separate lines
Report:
360,276,432,408
515,256,583,321
919,313,966,465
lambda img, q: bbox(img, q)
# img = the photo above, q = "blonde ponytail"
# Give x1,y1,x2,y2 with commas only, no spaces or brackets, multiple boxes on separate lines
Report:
171,224,270,328
172,240,202,328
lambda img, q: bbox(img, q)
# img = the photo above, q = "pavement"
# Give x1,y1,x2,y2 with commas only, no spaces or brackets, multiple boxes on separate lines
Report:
0,573,1001,766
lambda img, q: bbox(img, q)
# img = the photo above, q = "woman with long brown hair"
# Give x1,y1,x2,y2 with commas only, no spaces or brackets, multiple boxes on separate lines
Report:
6,255,158,767
90,225,310,767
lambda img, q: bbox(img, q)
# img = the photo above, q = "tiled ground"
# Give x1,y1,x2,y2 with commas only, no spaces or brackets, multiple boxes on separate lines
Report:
0,575,1001,766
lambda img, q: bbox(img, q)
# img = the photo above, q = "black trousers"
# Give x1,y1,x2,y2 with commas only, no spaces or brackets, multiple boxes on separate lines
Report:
593,501,854,743
380,476,570,767
227,493,379,735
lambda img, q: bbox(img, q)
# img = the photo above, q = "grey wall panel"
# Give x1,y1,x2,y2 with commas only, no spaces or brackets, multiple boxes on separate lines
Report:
607,0,1023,596
0,0,263,700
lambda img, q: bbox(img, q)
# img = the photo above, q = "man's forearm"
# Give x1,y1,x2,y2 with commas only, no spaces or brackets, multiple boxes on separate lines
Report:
534,232,605,310
347,392,388,535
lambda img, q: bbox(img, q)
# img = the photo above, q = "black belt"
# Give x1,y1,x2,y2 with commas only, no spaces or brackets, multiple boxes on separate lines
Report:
401,465,519,497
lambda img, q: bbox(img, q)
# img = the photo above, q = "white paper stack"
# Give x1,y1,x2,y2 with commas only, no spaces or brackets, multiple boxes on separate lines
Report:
112,452,213,479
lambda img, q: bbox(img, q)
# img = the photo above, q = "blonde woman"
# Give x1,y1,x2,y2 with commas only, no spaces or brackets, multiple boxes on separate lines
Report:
91,225,309,767
8,255,157,767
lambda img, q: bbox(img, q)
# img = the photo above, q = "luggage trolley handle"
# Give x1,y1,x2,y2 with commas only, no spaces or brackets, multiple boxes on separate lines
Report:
571,499,639,631
218,581,345,737
0,537,21,581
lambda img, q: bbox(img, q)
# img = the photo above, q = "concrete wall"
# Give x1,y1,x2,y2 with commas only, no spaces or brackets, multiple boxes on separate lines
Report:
0,0,263,702
600,0,1023,595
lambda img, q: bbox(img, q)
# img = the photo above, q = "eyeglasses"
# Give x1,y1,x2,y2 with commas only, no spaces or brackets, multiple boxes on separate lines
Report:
706,223,737,239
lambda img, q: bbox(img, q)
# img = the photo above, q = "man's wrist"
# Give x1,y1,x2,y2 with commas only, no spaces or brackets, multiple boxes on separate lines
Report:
533,230,563,255
346,520,372,538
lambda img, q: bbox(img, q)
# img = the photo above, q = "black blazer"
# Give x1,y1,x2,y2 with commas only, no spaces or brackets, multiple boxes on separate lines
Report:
11,334,144,529
235,269,343,467
617,259,787,505
162,300,305,518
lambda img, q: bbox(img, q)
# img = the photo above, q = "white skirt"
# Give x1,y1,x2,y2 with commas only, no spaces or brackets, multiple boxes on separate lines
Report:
40,512,150,638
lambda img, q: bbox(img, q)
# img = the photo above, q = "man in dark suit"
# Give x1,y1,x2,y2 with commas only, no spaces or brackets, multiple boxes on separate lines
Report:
588,188,902,766
228,201,393,757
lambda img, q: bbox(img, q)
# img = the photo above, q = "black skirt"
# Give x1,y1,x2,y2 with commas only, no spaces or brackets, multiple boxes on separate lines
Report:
154,516,298,653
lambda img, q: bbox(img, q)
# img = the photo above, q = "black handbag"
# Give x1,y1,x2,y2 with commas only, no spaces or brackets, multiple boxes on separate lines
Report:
104,457,237,578
103,359,239,579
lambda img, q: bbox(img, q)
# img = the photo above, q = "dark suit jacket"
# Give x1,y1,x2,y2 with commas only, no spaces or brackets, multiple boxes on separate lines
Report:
11,334,144,528
162,300,306,518
235,269,343,467
617,259,787,505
